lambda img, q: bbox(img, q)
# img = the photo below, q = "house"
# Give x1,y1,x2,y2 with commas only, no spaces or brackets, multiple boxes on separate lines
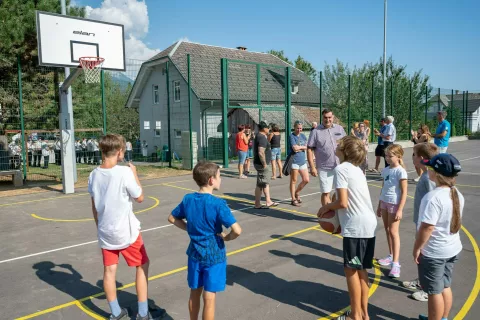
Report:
125,41,325,162
428,92,480,133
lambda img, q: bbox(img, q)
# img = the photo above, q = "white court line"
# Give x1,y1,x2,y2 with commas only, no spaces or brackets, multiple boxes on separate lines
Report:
0,224,173,265
458,156,480,162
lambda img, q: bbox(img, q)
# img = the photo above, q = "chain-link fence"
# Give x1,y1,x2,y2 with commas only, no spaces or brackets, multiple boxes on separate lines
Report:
1,54,478,188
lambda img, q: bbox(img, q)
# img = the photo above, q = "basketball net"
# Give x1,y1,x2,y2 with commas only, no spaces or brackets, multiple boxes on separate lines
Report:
79,57,105,84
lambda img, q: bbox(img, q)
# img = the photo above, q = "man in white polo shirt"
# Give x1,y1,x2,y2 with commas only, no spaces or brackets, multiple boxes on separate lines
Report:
307,108,346,205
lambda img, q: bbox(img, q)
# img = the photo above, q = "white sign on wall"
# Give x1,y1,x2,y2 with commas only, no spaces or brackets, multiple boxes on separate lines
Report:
144,121,150,130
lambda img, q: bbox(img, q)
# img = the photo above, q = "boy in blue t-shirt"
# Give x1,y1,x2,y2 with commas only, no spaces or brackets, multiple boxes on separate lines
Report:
168,162,242,320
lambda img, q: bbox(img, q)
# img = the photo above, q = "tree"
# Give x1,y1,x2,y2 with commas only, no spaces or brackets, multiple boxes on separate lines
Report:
323,57,431,140
294,55,317,83
267,50,292,65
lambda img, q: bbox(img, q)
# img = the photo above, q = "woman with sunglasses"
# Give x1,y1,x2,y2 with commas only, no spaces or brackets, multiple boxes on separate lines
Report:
288,121,310,206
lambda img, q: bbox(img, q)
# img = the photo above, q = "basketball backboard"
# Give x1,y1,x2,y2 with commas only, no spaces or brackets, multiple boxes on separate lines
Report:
36,11,125,71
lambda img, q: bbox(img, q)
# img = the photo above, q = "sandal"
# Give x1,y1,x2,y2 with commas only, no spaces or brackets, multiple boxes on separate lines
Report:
267,202,279,208
254,205,270,209
291,200,301,207
295,193,302,203
271,176,276,180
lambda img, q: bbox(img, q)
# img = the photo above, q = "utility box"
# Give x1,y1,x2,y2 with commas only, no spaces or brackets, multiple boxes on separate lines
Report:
182,131,198,170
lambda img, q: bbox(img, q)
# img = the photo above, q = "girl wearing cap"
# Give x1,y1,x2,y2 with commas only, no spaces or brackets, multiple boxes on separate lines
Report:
413,154,463,320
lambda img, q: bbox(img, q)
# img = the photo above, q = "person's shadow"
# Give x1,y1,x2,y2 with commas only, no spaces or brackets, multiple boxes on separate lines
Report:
33,262,172,319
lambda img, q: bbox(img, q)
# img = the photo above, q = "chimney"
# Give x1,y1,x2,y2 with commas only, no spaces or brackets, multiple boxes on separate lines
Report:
236,46,247,51
455,90,460,95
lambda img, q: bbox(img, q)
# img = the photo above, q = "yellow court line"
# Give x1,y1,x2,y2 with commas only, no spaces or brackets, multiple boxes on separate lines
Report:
75,302,104,320
15,225,319,320
453,225,480,320
0,179,191,209
30,197,160,222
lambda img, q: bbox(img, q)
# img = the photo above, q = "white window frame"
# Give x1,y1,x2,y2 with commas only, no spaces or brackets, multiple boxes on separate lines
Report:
175,129,182,139
155,129,161,137
174,81,181,102
153,85,159,104
291,83,299,95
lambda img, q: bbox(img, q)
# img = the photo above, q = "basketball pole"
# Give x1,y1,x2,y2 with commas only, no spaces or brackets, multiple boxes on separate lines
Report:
59,0,78,194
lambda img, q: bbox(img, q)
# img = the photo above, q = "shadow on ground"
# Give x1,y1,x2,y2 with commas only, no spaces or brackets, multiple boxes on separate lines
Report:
32,262,172,319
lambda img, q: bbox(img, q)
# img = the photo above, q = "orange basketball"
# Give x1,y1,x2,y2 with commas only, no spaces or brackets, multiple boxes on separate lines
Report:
318,210,341,234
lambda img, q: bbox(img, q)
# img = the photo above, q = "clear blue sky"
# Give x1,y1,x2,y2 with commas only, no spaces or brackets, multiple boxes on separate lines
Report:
79,0,479,90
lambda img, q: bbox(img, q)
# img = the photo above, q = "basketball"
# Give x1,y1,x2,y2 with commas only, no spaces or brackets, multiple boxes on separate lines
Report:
318,210,341,234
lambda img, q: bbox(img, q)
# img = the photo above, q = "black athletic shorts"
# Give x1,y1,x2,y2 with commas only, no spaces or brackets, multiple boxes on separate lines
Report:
343,237,376,270
375,144,385,157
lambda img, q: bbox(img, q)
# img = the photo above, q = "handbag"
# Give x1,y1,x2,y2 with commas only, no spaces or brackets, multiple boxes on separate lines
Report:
282,152,294,176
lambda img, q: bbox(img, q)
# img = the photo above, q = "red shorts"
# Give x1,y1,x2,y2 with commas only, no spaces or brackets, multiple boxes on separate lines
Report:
102,234,149,267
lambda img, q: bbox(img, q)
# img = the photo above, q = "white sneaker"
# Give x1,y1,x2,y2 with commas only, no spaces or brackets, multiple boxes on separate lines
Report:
402,278,421,290
377,255,393,266
411,290,428,302
389,263,401,278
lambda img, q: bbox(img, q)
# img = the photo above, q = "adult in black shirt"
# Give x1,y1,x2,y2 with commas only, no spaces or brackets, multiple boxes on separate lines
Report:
254,121,278,209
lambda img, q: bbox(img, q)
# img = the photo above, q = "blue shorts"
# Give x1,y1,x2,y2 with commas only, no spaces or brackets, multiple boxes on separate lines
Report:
248,148,253,159
187,258,226,292
271,147,281,160
238,151,248,165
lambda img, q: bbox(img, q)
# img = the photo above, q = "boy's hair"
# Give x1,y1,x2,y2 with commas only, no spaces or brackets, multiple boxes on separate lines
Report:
99,134,126,157
413,142,438,160
385,144,406,169
193,161,220,187
336,136,366,167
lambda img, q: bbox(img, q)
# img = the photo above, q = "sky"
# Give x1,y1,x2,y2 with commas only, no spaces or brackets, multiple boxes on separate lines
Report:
76,0,479,90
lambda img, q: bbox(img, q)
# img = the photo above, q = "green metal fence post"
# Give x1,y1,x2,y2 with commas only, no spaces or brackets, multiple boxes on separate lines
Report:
257,64,262,122
285,67,292,151
462,91,466,135
221,58,229,168
425,85,428,124
451,89,454,136
437,87,441,112
390,79,394,116
409,81,413,140
371,76,374,142
166,61,172,168
101,70,107,135
187,54,194,170
347,75,351,133
17,56,27,180
465,91,469,135
319,71,323,122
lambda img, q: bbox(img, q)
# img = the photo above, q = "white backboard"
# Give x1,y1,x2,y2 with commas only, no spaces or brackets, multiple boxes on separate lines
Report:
36,11,125,71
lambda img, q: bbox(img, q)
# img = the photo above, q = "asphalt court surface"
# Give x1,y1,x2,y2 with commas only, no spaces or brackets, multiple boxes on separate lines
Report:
1,141,479,319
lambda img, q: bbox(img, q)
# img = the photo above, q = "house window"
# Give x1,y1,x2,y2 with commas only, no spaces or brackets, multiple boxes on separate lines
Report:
153,85,159,104
291,83,299,95
155,129,161,137
174,81,181,102
175,129,182,138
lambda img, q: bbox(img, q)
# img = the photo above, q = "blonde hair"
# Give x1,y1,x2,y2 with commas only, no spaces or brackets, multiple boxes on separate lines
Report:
420,124,431,141
435,173,461,234
385,144,406,169
337,136,366,167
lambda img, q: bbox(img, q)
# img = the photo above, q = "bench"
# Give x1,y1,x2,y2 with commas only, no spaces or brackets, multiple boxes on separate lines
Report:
0,170,23,187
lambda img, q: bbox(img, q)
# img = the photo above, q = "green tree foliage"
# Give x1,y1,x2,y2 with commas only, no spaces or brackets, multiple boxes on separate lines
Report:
294,55,317,83
323,57,431,140
267,50,292,65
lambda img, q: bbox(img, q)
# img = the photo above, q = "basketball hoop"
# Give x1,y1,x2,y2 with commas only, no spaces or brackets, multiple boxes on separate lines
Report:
79,57,105,83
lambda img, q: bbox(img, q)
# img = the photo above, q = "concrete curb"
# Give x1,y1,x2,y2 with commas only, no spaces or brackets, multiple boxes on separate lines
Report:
368,136,469,153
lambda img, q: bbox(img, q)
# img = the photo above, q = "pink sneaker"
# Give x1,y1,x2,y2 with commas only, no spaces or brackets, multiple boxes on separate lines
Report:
389,263,401,278
377,255,393,266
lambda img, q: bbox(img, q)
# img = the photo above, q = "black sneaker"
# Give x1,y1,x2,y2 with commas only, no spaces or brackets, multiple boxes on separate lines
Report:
136,312,153,320
138,308,167,320
110,308,128,320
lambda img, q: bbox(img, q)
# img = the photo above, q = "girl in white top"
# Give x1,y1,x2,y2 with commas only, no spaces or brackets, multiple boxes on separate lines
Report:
414,154,463,320
376,144,408,278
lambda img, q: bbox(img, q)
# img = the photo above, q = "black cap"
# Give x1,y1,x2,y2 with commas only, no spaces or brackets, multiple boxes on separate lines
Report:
422,154,461,177
258,121,269,130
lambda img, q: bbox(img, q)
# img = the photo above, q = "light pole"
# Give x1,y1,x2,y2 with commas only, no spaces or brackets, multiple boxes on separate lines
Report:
383,0,387,118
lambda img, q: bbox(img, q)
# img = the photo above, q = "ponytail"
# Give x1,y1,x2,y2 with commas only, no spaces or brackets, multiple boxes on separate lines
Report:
399,158,406,169
436,173,461,234
450,187,461,234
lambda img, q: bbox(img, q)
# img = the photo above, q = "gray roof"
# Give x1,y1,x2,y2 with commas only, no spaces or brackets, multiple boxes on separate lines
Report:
146,41,321,105
431,93,480,113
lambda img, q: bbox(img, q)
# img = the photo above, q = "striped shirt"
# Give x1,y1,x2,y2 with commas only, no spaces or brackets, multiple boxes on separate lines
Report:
307,124,346,170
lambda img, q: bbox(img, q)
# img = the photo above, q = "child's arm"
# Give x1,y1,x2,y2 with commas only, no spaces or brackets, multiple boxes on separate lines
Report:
168,214,187,231
128,163,144,203
91,198,98,226
396,178,408,221
219,222,242,241
317,188,347,217
413,222,434,264
377,181,385,217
